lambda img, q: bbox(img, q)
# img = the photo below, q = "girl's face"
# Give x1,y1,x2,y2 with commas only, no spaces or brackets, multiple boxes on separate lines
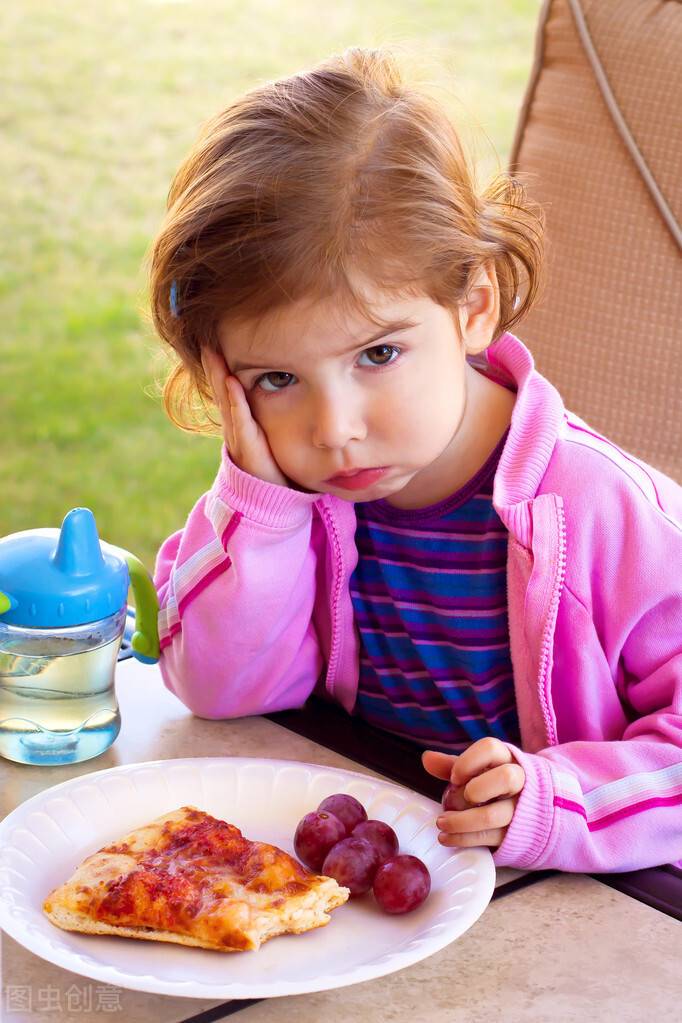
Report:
218,276,499,507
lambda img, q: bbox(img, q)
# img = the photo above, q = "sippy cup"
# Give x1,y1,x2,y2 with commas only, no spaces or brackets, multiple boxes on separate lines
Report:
0,507,159,766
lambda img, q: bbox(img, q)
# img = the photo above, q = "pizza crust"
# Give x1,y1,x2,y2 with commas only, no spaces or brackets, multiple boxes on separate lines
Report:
44,877,347,951
43,806,349,952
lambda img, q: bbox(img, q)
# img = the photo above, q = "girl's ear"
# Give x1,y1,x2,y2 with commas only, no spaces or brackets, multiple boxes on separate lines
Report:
457,260,500,355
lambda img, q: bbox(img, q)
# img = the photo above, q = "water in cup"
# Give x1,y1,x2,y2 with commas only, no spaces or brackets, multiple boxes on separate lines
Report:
0,507,159,765
0,611,124,765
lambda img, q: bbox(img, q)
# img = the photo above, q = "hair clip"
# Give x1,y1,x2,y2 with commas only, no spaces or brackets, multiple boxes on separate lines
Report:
169,279,180,318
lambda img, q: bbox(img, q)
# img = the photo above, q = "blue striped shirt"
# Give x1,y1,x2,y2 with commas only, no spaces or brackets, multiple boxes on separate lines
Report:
350,433,520,753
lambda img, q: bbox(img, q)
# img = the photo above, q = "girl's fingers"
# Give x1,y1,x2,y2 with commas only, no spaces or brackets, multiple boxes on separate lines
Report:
225,374,253,427
221,377,237,451
200,347,288,488
226,375,263,454
201,348,234,447
462,763,525,804
437,797,516,835
438,828,506,849
422,750,457,781
450,737,513,787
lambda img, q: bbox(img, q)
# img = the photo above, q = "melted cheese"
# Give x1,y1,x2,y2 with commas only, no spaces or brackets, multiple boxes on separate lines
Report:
44,806,349,951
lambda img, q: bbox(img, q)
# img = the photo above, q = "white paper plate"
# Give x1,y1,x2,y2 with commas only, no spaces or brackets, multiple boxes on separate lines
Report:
0,757,495,998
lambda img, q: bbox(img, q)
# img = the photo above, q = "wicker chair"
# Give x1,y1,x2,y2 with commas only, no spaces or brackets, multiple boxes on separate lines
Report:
509,0,682,482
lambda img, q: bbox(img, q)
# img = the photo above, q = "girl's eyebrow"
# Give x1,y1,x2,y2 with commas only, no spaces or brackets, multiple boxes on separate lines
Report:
230,319,418,373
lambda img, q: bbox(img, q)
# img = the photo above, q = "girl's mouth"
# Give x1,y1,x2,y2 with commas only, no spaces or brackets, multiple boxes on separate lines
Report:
324,467,389,490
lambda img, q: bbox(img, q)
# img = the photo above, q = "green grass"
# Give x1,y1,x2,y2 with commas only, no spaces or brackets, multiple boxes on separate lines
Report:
1,0,541,572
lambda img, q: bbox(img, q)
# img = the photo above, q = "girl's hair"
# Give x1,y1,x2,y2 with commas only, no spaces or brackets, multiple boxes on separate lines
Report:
147,47,545,432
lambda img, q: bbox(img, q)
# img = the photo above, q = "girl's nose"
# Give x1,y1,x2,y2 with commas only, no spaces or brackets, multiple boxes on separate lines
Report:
310,388,367,450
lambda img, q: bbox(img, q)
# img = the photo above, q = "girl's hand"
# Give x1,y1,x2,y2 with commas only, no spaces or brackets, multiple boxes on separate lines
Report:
201,347,289,488
422,738,525,849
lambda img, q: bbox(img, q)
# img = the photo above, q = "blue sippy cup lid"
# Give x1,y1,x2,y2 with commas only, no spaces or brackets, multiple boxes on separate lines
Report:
0,508,128,628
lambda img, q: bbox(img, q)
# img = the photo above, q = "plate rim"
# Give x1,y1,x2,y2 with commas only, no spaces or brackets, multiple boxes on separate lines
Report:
0,755,496,998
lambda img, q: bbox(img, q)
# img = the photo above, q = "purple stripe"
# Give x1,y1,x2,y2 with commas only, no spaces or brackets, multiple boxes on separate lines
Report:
356,606,510,626
355,616,509,643
352,584,505,609
350,595,507,618
358,517,501,535
358,628,508,653
357,522,507,542
358,679,516,718
361,664,515,691
356,547,507,570
357,556,504,576
361,694,516,722
352,601,509,621
358,696,517,722
360,659,514,684
357,525,505,543
356,527,506,546
360,514,499,533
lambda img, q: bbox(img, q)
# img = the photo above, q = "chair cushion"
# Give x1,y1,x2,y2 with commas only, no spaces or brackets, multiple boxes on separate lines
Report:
509,0,682,481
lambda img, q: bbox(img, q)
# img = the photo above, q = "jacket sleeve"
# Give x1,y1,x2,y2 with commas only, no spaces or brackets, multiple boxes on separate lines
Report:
495,477,682,873
154,445,324,719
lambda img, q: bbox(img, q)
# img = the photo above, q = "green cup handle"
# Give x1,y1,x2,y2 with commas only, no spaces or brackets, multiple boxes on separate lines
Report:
101,543,160,664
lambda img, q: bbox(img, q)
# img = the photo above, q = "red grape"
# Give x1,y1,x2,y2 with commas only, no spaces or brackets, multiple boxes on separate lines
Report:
317,793,367,835
352,819,399,863
442,783,466,811
373,855,431,914
294,811,347,872
321,836,380,896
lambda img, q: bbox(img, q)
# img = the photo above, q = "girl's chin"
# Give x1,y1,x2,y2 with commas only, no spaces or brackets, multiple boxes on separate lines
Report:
288,481,319,494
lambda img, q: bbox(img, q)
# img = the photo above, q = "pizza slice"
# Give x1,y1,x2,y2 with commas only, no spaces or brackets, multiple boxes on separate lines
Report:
43,806,350,952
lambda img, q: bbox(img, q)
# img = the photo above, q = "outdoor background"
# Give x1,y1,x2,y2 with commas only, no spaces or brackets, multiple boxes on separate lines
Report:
2,0,542,573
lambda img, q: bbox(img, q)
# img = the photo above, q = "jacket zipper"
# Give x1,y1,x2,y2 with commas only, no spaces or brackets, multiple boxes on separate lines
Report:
319,500,344,701
535,498,567,747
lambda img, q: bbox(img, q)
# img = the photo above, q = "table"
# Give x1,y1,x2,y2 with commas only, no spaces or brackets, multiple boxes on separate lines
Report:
1,659,680,1022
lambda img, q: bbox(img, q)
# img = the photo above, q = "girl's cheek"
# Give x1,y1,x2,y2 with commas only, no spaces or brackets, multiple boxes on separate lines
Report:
261,410,298,459
248,391,280,428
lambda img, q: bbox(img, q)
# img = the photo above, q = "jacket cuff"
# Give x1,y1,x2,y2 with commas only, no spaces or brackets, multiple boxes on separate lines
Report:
492,745,555,869
214,444,319,529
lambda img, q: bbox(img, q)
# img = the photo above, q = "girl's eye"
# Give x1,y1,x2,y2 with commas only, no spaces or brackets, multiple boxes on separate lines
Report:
252,374,292,392
358,344,401,367
253,343,400,392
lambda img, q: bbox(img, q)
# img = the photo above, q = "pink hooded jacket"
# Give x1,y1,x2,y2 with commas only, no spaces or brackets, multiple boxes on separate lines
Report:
155,333,682,873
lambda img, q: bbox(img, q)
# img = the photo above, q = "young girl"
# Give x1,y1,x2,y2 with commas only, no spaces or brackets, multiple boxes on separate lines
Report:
148,48,682,874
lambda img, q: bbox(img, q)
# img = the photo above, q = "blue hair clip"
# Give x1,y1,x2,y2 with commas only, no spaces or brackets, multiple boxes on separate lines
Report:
169,279,180,318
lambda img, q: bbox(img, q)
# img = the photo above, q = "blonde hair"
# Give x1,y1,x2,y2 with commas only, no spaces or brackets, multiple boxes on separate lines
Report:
147,47,545,432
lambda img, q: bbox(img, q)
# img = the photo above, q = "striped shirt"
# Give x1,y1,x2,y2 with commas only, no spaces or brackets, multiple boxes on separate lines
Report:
350,433,520,753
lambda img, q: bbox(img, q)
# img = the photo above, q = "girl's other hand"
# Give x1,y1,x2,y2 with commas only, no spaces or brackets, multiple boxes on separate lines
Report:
201,347,290,488
422,738,525,849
